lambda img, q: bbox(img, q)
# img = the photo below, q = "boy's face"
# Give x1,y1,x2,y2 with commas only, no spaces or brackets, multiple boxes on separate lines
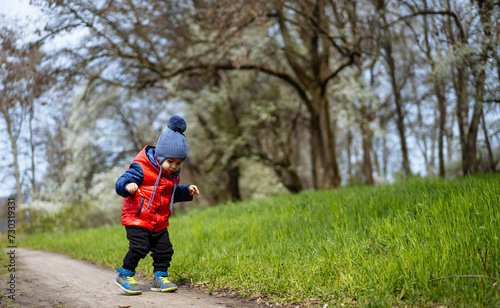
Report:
161,158,183,174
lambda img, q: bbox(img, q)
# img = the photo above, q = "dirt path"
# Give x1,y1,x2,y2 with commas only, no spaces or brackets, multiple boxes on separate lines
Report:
0,248,270,308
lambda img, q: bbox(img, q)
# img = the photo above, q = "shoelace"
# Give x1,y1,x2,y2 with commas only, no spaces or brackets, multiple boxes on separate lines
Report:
126,276,138,285
159,276,171,285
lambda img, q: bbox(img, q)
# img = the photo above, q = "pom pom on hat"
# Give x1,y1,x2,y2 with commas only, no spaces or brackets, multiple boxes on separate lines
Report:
156,115,189,163
168,115,187,133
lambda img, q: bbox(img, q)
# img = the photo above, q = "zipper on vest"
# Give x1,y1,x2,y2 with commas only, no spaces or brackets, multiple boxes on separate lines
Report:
136,198,145,217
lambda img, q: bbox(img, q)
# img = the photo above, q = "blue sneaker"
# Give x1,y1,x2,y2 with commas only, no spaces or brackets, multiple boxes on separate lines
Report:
115,268,142,295
151,271,178,292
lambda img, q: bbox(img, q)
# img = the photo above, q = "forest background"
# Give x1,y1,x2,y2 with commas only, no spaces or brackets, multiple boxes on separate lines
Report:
1,0,499,232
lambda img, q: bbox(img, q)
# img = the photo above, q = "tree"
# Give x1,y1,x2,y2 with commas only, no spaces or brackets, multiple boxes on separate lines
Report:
36,0,370,189
472,0,499,173
442,0,490,176
419,0,450,177
28,0,499,206
375,1,413,178
331,64,384,185
187,0,367,189
0,24,51,203
185,71,305,201
400,0,499,176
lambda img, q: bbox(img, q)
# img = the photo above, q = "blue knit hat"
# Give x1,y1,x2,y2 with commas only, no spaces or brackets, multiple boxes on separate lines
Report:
155,116,188,163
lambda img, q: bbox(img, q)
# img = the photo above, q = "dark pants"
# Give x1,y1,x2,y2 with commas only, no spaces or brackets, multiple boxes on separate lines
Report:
122,226,174,273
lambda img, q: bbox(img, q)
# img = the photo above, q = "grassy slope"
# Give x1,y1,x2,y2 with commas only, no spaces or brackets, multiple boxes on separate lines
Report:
21,174,500,307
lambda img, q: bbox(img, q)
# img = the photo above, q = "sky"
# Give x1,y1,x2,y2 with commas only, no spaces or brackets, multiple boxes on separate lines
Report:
0,0,40,18
0,0,46,41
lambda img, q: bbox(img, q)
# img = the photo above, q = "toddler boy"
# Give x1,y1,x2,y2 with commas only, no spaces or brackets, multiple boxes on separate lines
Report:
114,115,199,294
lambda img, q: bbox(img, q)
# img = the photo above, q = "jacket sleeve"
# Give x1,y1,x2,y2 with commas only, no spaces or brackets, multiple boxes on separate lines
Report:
115,162,144,197
173,185,194,203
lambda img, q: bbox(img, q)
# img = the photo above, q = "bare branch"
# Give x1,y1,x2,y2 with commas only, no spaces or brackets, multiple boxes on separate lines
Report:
322,52,360,88
387,10,465,41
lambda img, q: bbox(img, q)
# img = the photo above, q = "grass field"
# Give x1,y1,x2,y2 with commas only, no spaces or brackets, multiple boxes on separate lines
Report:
21,174,500,307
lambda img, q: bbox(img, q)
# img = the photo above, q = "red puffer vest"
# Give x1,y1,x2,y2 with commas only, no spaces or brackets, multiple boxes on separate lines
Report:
121,147,179,232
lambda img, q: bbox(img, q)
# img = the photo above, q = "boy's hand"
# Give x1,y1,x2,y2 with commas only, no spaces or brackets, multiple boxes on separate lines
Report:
189,185,200,196
126,183,139,194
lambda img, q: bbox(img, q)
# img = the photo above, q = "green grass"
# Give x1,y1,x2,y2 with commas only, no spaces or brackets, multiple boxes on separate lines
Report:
21,174,500,306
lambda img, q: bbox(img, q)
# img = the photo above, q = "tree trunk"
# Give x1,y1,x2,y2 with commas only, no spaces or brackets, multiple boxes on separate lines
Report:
225,164,241,202
361,106,374,185
454,66,472,175
362,134,374,185
372,138,382,181
380,12,412,178
29,105,37,200
346,129,353,181
464,68,486,174
310,95,341,189
272,164,303,193
6,117,24,204
436,84,447,177
458,93,483,175
456,63,485,176
481,111,496,172
422,0,447,178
